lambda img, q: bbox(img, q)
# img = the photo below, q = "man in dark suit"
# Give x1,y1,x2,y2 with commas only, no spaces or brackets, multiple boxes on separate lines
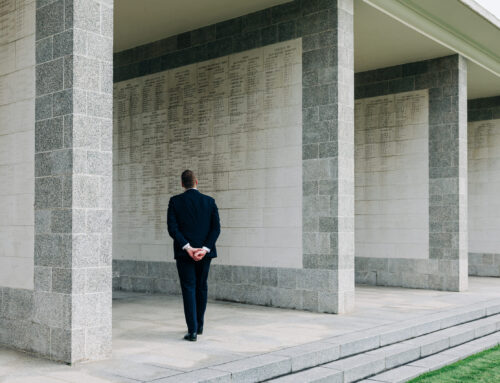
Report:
167,170,221,341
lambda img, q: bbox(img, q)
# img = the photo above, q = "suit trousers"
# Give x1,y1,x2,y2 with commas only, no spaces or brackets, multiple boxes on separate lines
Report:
176,256,212,333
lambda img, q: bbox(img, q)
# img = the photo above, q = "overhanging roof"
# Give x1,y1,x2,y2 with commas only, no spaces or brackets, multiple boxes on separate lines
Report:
114,0,500,99
364,0,500,80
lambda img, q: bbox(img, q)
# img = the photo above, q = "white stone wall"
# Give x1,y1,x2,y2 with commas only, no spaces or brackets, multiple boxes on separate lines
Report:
113,39,303,268
0,0,35,289
355,90,429,259
468,119,500,254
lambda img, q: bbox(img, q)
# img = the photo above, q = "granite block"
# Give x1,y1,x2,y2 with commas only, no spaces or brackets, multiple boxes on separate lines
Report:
215,18,242,39
53,89,72,116
49,327,72,361
72,175,100,208
52,267,79,293
36,36,53,64
36,0,64,40
100,4,113,38
33,291,71,328
36,58,64,96
87,33,112,61
34,176,63,209
100,233,112,265
233,30,262,52
277,268,297,289
36,94,53,120
191,25,216,46
87,91,112,118
278,20,296,41
86,267,112,293
261,25,278,46
260,267,278,287
29,322,51,356
2,288,34,320
73,0,100,33
72,233,101,267
63,55,73,88
50,208,72,233
35,149,72,177
73,55,99,91
53,29,73,58
34,234,72,268
34,266,52,292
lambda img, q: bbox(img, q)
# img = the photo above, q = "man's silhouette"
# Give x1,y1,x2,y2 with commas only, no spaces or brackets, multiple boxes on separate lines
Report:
167,170,221,341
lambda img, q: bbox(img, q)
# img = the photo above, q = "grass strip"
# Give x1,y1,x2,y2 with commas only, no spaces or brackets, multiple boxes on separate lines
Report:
409,344,500,383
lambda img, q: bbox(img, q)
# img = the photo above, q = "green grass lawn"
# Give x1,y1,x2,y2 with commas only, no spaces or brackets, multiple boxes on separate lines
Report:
408,345,500,383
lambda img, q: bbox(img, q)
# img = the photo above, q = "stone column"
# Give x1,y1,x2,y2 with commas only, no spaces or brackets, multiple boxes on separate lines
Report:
428,55,468,291
302,0,355,313
34,0,113,363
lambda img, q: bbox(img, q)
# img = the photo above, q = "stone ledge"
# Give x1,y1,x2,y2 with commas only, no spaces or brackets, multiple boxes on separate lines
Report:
365,332,500,383
243,300,500,383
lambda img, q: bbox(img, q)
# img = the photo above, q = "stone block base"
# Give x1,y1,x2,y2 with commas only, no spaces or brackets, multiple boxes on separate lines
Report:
113,260,351,314
355,257,468,291
469,253,500,277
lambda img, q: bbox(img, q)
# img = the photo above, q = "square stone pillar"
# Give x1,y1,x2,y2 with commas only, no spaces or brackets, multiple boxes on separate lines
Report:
428,55,468,291
302,0,355,313
34,0,113,363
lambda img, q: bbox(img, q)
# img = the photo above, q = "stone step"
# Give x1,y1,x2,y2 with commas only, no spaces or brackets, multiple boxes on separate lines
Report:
267,312,500,383
161,299,500,383
361,332,500,383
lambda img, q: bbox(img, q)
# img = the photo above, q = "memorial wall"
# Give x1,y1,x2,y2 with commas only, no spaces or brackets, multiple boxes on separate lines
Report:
0,0,35,289
113,39,303,269
468,119,500,259
355,90,429,260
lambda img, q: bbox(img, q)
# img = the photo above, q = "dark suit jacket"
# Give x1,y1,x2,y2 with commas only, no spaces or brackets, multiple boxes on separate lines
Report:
167,188,221,259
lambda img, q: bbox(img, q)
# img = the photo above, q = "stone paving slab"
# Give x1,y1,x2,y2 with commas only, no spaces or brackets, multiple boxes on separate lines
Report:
211,354,292,383
152,368,231,383
367,365,429,383
270,341,340,372
408,352,461,370
323,353,385,383
366,343,420,369
268,366,343,383
323,329,380,357
377,319,442,346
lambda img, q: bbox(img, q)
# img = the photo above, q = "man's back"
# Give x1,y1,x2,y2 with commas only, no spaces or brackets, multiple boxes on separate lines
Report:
167,189,219,259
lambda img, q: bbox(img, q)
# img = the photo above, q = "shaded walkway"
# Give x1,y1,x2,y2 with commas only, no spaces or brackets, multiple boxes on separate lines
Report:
1,277,500,382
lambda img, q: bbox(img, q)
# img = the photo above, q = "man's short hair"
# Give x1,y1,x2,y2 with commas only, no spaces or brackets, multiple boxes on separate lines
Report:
181,170,196,188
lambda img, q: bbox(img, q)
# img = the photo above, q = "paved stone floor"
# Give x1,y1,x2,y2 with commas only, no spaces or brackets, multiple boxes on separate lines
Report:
1,277,500,382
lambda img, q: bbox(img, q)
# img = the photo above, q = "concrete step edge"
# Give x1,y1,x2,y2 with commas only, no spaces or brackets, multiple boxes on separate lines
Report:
264,313,500,383
193,299,500,383
362,331,500,383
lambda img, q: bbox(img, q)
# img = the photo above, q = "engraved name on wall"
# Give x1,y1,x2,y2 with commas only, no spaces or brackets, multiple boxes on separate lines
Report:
113,39,303,268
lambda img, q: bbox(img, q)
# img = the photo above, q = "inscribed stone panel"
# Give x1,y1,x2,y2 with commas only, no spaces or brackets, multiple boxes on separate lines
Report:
113,39,303,268
355,90,429,260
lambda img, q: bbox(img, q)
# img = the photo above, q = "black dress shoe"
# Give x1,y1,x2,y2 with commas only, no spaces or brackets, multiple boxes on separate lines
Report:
183,332,197,341
197,327,203,335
